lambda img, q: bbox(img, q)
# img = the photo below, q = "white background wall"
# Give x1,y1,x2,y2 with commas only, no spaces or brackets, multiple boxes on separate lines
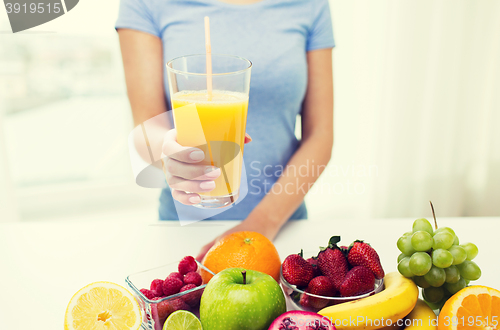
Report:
0,0,499,222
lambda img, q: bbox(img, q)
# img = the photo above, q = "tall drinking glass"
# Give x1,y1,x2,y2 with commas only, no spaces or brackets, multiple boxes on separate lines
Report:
166,54,252,208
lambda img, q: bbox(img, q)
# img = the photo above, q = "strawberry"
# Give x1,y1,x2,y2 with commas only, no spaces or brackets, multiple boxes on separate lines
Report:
317,236,349,291
306,276,336,309
347,241,385,279
282,250,315,287
339,266,375,297
307,257,322,277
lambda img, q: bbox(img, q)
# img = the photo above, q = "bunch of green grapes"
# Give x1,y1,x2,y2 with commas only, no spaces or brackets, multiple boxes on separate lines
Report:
397,218,480,310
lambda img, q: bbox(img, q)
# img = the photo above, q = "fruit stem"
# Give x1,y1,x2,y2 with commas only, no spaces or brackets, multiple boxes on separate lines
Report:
430,201,438,229
242,270,247,285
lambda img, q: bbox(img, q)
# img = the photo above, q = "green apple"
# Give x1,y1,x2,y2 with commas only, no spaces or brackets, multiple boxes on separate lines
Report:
200,268,286,330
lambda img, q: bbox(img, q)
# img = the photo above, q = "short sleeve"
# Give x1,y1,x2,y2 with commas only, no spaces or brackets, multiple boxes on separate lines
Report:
115,0,160,37
306,0,335,51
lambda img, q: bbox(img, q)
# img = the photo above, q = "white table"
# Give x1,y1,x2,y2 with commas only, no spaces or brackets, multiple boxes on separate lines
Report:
1,217,498,329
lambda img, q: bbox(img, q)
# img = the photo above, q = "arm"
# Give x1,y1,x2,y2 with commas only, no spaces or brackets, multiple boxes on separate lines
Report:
118,28,170,164
197,48,334,259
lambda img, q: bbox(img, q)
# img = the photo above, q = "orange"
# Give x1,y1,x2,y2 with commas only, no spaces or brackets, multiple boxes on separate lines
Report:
201,231,281,283
438,285,500,330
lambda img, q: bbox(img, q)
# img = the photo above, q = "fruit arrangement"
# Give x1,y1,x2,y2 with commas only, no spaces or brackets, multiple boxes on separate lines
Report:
281,236,385,311
137,256,205,329
397,207,481,310
65,229,496,330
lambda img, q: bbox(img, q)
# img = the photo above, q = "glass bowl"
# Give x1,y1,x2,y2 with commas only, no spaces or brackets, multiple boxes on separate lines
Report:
126,260,215,330
280,266,385,312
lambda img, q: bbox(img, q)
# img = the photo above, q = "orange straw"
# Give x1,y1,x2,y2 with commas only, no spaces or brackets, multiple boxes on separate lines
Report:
204,16,213,101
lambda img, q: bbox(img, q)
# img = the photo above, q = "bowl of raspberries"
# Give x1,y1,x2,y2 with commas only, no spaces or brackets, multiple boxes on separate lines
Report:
280,236,385,312
126,256,215,330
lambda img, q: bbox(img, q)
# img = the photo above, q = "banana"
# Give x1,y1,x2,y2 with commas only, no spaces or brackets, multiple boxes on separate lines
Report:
318,272,419,330
402,299,437,330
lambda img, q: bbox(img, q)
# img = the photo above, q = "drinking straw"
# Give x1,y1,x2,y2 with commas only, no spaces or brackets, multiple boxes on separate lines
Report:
204,16,213,101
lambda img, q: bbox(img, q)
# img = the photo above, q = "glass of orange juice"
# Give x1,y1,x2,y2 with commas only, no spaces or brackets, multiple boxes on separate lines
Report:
166,54,252,208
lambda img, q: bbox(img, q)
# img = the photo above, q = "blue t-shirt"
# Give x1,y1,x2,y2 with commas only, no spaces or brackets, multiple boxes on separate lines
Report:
116,0,334,220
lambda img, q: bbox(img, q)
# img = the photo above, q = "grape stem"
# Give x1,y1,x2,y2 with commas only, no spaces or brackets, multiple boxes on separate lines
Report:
430,201,438,229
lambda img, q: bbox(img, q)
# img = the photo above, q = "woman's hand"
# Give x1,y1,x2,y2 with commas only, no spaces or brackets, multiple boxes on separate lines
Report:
162,129,252,205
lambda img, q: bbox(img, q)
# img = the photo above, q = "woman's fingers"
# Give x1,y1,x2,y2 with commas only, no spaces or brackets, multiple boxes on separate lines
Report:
167,175,216,193
163,129,206,164
171,189,201,205
164,158,220,181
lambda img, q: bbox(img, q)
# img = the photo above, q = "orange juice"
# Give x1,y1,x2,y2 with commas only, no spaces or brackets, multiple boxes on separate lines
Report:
172,90,248,198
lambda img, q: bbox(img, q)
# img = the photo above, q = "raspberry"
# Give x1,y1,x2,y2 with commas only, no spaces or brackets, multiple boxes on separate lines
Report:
156,300,175,321
163,277,184,296
150,279,164,296
166,272,184,283
140,288,156,300
180,284,202,306
170,298,190,312
178,256,197,275
183,272,202,286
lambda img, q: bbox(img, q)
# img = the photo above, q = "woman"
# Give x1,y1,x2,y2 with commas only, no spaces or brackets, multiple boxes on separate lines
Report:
116,0,334,260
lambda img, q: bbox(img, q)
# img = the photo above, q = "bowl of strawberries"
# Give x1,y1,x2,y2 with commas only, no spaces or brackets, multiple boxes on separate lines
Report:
280,236,385,312
125,256,215,330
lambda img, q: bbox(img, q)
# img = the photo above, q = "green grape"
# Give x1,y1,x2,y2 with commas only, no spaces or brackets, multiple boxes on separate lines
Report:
432,249,453,268
409,252,432,276
432,231,454,250
423,286,444,303
403,231,413,237
465,279,470,285
397,235,416,255
449,245,467,265
457,260,481,281
461,242,479,260
398,257,414,278
424,265,446,287
444,265,461,283
453,235,459,245
424,298,446,311
397,253,408,263
413,275,431,288
411,231,433,252
435,227,456,237
445,277,466,294
412,218,434,235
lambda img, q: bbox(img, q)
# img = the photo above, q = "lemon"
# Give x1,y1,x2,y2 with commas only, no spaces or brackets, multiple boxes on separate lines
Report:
64,281,141,330
163,310,202,330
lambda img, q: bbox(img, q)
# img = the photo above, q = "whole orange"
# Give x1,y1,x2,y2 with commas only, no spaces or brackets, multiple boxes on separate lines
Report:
201,231,281,283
